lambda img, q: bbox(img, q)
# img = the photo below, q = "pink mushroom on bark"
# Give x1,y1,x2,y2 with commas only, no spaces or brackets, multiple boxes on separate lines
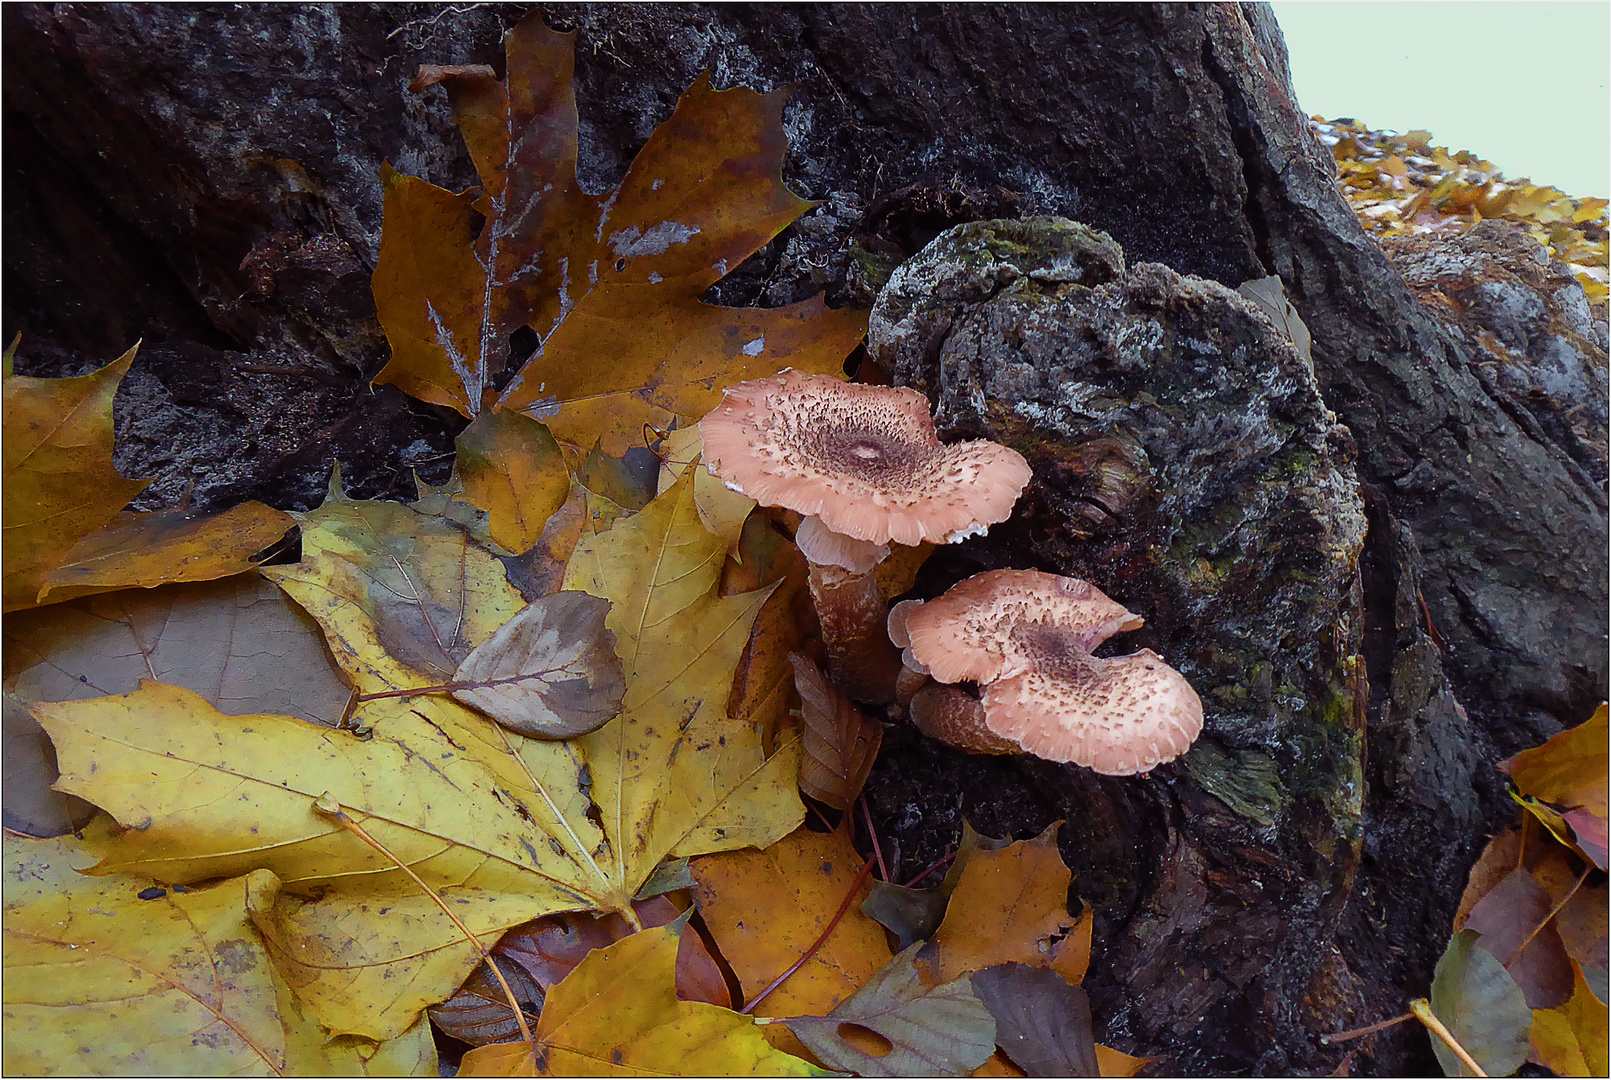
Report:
901,568,1204,775
698,369,1032,703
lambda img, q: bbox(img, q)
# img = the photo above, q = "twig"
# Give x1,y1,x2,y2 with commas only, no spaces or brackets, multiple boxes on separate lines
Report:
861,795,889,882
740,856,875,1016
313,793,536,1048
904,847,957,889
1319,1011,1413,1045
1410,998,1485,1077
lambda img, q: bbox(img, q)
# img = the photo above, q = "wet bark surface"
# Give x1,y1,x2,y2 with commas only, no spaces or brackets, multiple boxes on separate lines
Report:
5,3,1604,1074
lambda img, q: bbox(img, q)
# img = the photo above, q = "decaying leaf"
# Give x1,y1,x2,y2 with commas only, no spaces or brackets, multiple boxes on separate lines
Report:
971,962,1098,1078
861,879,950,952
3,346,148,612
1427,929,1532,1078
430,894,728,1047
36,502,294,606
2,834,436,1076
450,590,625,738
792,652,882,811
371,13,866,453
916,822,1092,989
457,922,825,1077
690,823,892,1052
1463,867,1574,1009
784,943,997,1077
454,409,571,555
4,574,352,727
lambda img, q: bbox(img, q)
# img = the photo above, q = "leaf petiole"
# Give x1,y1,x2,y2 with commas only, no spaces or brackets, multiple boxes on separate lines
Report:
741,855,876,1016
1409,998,1486,1077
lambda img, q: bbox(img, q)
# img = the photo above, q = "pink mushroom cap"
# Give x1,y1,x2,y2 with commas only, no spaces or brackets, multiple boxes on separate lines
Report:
698,370,1032,547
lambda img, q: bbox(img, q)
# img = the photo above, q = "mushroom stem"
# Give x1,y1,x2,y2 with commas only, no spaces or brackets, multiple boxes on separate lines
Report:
908,683,1022,755
807,562,903,704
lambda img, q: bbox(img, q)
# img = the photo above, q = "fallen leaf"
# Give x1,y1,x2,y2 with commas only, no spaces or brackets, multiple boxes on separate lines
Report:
1554,884,1609,1001
784,943,997,1077
874,541,935,602
1427,929,1532,1078
971,962,1098,1077
658,427,755,553
563,466,805,885
1503,705,1609,820
917,822,1090,988
457,922,825,1077
430,894,729,1047
690,823,891,1061
723,510,814,752
371,13,865,453
3,345,148,611
2,692,98,837
792,652,882,811
862,879,950,952
36,502,294,606
4,574,352,726
1530,959,1610,1077
1095,1044,1155,1077
2,834,435,1076
1463,867,1574,1009
1453,826,1522,931
454,409,571,555
450,590,626,739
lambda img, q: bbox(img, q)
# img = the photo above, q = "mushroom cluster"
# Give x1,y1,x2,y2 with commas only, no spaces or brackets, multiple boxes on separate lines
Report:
896,569,1204,776
699,369,1032,703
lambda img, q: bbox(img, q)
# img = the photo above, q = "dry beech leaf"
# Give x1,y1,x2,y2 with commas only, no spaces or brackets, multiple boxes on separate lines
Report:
37,502,294,606
430,894,729,1047
456,922,824,1077
917,822,1091,989
690,823,892,1061
1428,929,1532,1078
371,13,865,453
784,942,997,1078
791,652,882,811
3,345,148,611
971,962,1099,1078
455,409,571,554
723,511,815,752
1463,867,1574,1009
2,834,436,1076
451,590,625,739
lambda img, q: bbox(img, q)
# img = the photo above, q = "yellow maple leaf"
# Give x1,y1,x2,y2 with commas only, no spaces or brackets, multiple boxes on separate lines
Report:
458,923,827,1077
2,833,435,1075
371,12,866,454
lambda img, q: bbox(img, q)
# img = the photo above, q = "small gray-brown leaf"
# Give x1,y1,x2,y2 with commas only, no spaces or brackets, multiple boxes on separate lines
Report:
451,590,624,738
784,942,996,1077
792,652,882,811
972,963,1098,1077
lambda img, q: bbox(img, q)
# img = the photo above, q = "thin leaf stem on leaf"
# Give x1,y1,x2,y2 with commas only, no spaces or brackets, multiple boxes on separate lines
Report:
904,848,957,889
860,795,888,882
1318,1011,1413,1045
1409,998,1486,1077
740,855,876,1016
1504,864,1589,966
312,792,537,1049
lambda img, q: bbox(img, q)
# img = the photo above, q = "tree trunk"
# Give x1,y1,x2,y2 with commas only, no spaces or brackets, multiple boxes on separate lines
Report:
5,4,1604,1074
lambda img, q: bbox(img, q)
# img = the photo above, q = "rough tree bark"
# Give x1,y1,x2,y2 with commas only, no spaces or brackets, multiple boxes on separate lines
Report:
4,4,1604,1075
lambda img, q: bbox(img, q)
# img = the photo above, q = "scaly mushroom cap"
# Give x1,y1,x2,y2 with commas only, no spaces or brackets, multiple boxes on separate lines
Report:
903,569,1144,685
698,370,1032,547
983,649,1203,775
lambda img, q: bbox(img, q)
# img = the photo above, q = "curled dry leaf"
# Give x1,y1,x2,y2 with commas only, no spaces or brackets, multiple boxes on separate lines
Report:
456,922,824,1078
3,346,148,612
791,652,882,811
451,590,625,739
373,13,864,453
971,962,1099,1078
430,894,730,1047
783,943,997,1078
